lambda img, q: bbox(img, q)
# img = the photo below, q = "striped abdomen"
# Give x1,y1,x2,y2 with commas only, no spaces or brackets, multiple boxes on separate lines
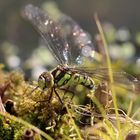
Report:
51,66,95,90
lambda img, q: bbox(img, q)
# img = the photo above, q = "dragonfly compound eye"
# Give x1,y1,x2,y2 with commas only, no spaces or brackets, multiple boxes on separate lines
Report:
38,72,54,90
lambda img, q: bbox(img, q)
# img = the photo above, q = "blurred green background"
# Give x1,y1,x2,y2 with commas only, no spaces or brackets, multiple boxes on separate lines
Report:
0,0,140,78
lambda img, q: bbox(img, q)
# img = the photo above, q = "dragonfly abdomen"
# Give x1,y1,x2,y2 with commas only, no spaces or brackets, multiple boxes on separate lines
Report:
74,73,95,90
52,66,95,90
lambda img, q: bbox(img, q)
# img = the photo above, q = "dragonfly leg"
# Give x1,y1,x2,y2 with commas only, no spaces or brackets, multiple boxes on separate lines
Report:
54,88,63,104
30,86,39,95
48,88,54,102
32,90,49,107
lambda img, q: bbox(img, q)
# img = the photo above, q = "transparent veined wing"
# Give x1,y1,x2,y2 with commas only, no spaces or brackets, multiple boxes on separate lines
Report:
22,4,71,65
69,67,140,94
59,14,96,65
23,4,96,66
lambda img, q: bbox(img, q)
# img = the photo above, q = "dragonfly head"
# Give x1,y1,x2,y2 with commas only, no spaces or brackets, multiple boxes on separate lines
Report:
38,72,54,90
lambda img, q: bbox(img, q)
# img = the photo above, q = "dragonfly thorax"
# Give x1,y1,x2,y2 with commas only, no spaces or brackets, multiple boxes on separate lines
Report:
38,72,54,90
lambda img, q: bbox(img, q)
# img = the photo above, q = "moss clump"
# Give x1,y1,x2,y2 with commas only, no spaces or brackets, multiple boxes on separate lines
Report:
0,115,26,140
0,66,140,139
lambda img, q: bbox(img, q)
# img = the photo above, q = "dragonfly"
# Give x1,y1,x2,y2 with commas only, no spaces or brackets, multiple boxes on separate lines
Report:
22,4,139,104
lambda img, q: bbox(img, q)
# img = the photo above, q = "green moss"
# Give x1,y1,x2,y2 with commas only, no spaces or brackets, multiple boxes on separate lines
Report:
0,61,140,140
0,115,23,140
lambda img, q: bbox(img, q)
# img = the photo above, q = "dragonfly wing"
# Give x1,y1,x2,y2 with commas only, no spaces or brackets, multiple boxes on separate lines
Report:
70,67,140,93
22,4,71,65
59,14,96,65
92,69,139,93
